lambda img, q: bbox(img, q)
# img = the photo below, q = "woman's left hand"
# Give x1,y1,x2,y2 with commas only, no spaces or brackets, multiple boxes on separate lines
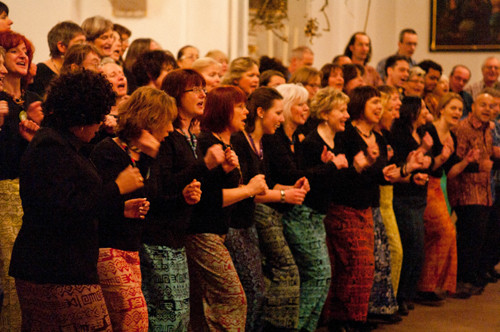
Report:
124,198,150,219
18,119,40,142
26,101,44,125
294,176,310,192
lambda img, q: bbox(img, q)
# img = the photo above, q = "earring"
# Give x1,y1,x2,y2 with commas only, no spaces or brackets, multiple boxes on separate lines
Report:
259,115,264,119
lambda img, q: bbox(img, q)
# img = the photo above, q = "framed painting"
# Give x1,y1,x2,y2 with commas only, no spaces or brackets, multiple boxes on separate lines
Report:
430,0,500,51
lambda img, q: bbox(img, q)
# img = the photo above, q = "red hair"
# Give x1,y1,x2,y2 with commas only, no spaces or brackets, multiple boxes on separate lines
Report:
202,86,246,133
0,30,35,89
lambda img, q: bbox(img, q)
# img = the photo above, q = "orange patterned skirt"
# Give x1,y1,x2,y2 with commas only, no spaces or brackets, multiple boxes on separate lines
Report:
15,279,112,331
418,176,457,293
97,248,148,331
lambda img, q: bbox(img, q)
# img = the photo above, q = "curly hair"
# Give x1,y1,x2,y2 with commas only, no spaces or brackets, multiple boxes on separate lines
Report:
116,86,177,142
42,70,115,129
310,87,349,120
0,30,35,89
201,86,246,133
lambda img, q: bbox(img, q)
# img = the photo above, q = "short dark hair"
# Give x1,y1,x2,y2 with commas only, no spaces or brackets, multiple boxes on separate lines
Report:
417,60,442,75
0,1,8,15
347,85,381,120
399,28,417,43
450,64,471,77
342,64,365,88
133,50,177,87
42,70,115,129
113,23,131,37
48,21,84,58
259,56,288,77
177,45,197,61
320,63,342,87
246,87,283,133
202,86,247,133
344,32,372,64
385,55,409,75
259,70,285,87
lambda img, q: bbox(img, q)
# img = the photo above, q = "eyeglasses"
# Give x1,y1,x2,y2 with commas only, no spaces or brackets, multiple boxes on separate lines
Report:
184,87,207,95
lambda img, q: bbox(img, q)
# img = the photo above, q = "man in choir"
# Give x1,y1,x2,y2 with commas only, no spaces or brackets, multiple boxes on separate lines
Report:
377,28,418,80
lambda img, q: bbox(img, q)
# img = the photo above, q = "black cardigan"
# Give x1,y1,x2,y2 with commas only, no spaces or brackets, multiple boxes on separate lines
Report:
9,127,123,284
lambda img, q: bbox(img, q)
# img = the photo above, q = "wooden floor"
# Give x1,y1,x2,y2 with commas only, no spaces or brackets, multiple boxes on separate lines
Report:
376,278,500,332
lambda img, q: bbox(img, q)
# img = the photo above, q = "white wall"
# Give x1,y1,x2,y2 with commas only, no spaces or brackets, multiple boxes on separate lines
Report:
9,0,234,63
307,0,494,84
7,0,496,82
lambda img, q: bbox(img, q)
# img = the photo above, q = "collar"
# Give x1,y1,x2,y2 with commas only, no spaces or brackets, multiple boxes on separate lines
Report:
467,113,489,131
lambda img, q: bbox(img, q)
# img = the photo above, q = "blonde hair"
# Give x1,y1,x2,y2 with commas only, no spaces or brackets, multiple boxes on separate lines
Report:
221,57,258,85
192,57,221,73
206,49,228,63
408,66,426,80
377,85,399,112
289,67,320,86
309,87,349,120
116,86,177,142
275,83,309,121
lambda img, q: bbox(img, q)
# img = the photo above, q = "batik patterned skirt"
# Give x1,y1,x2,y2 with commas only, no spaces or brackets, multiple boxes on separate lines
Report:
97,248,148,332
379,185,403,296
418,176,457,294
225,225,265,332
322,204,375,323
368,207,398,315
140,244,190,331
282,204,331,332
254,203,300,330
0,179,23,331
185,233,246,332
15,279,112,331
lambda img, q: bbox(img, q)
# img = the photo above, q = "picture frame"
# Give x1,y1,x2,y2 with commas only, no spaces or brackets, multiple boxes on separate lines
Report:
430,0,500,51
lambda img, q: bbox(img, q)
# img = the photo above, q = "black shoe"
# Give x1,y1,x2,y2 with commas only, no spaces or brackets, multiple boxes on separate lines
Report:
483,271,498,283
397,301,409,316
488,268,500,279
414,291,445,306
367,313,402,324
450,282,472,299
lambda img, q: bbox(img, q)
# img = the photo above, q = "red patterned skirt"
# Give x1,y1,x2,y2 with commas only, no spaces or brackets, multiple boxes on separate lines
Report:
185,233,247,331
322,204,375,323
97,248,148,331
418,176,457,293
15,279,112,331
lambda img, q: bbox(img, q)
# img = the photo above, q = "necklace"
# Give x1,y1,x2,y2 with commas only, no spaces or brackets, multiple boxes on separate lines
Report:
246,131,263,160
117,138,150,180
213,132,232,150
354,125,373,138
179,128,198,159
4,90,24,105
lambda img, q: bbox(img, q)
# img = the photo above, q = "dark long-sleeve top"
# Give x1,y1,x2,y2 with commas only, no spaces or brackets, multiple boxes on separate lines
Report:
187,131,241,235
390,125,428,197
229,131,262,229
300,129,343,214
9,127,123,285
90,137,154,251
142,130,210,248
261,126,307,213
330,122,388,209
0,91,42,180
423,123,467,178
28,63,56,97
